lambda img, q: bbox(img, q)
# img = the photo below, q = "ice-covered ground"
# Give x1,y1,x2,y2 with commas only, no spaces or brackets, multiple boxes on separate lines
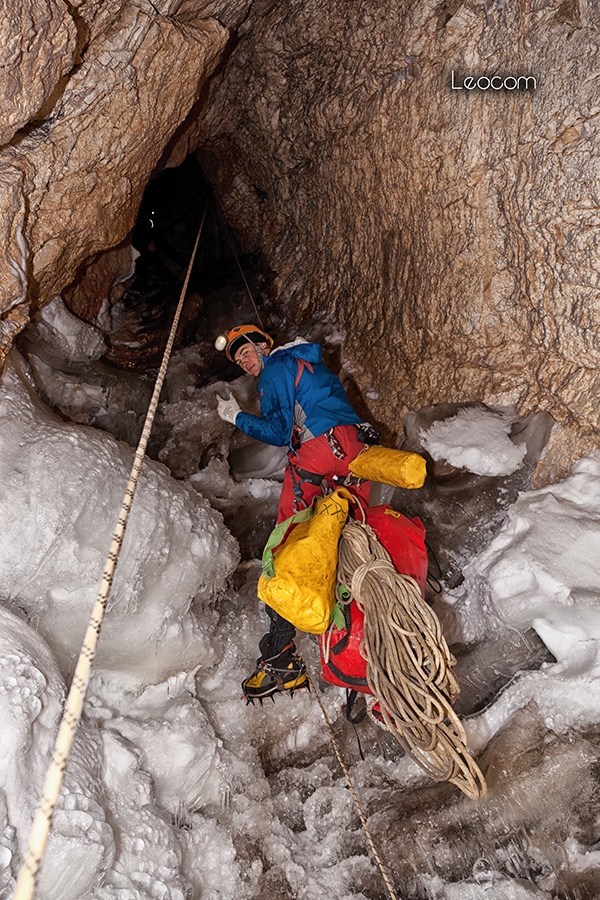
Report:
1,299,600,899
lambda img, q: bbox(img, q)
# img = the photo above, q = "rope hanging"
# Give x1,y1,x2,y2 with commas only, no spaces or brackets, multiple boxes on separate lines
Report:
305,668,400,900
12,208,207,900
211,190,265,330
337,519,487,800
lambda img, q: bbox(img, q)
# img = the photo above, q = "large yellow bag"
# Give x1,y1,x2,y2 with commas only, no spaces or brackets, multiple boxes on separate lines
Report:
348,446,427,489
257,488,353,633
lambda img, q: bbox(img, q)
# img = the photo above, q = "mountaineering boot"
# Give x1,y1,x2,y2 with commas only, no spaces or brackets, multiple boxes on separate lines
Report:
242,643,308,703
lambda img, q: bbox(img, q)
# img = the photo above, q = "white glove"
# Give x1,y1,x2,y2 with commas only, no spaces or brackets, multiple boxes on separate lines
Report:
216,393,241,425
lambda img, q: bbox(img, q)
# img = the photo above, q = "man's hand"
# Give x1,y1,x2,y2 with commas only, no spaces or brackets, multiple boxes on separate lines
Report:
217,393,241,425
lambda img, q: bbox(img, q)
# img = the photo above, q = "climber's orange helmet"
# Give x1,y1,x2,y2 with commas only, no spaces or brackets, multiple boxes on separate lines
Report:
216,325,274,361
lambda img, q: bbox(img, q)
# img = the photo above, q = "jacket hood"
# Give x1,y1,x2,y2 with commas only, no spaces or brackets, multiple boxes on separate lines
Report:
269,339,322,365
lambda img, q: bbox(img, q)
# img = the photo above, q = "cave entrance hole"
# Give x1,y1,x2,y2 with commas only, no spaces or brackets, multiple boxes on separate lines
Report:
104,154,271,379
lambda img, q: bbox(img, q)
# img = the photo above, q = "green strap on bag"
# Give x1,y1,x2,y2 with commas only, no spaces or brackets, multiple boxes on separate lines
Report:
258,489,353,633
261,504,316,580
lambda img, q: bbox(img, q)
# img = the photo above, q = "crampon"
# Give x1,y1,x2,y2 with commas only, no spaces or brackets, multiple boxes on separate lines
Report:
241,643,309,705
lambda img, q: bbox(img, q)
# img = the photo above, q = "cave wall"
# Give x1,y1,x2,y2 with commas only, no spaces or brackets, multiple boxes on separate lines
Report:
2,0,598,478
194,0,600,477
0,0,231,368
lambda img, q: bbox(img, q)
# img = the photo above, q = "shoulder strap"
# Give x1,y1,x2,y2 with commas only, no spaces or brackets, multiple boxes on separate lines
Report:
294,357,314,388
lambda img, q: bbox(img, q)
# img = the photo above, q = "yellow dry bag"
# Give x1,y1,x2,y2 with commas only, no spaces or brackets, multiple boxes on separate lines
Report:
257,488,353,633
348,446,427,489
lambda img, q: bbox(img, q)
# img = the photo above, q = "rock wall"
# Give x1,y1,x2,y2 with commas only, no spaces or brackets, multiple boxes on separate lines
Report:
2,0,598,478
195,0,600,477
0,0,228,370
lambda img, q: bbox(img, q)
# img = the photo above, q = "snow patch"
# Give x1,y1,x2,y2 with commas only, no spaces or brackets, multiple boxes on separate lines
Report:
420,406,527,476
0,350,239,682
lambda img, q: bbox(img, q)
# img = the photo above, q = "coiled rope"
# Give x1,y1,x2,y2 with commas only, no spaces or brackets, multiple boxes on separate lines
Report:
12,209,206,900
337,518,487,800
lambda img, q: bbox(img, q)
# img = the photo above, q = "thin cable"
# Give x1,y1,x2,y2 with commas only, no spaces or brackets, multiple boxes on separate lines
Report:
305,668,399,900
12,206,207,900
211,190,265,330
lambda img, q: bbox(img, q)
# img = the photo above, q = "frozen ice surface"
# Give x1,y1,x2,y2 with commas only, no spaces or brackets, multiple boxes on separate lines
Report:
162,343,209,404
147,367,269,479
150,372,262,478
4,322,600,899
419,406,528,477
228,439,287,481
0,606,116,900
189,457,281,558
389,402,555,587
21,298,154,447
87,670,225,814
25,296,106,365
0,350,239,681
0,349,243,898
458,453,600,744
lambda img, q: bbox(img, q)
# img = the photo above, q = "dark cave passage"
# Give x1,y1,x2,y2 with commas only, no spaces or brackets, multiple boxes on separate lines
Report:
103,154,273,380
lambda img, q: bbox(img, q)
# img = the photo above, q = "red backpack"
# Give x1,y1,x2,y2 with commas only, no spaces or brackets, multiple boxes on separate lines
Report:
319,505,428,693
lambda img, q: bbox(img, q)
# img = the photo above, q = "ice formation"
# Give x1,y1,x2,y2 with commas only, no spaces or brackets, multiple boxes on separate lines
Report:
419,406,527,477
459,453,600,748
0,350,239,681
2,308,600,899
21,299,153,447
0,606,114,900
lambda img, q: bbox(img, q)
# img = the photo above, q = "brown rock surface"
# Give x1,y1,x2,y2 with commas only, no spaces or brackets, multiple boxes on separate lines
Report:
62,240,135,323
0,0,228,370
196,0,600,474
0,0,76,145
2,0,599,477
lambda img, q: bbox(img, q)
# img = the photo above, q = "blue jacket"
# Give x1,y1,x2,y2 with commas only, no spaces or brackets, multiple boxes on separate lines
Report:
235,341,359,447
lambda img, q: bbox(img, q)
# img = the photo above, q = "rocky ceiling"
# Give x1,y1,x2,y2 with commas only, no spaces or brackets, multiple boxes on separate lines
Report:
1,0,599,480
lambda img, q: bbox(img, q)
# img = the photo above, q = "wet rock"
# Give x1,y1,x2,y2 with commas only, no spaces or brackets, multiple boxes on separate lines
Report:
0,1,227,368
63,241,136,324
196,0,600,478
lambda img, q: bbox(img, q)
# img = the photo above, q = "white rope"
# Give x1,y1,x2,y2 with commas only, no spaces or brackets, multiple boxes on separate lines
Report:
305,668,400,900
337,519,487,800
12,210,206,900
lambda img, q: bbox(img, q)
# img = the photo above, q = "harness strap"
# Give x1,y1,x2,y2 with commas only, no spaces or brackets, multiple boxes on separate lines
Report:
293,466,324,486
287,426,361,510
287,455,307,511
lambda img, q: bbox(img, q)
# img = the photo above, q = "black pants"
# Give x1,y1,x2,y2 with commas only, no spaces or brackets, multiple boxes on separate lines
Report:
258,607,296,660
